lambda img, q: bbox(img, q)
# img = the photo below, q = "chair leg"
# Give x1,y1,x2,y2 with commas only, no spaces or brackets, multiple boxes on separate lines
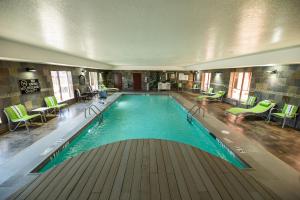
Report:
282,118,286,128
8,121,23,132
24,121,30,133
7,120,13,132
267,113,272,123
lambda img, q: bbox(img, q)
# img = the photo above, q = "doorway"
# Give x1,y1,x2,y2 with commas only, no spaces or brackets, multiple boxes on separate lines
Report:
114,73,122,90
133,73,142,91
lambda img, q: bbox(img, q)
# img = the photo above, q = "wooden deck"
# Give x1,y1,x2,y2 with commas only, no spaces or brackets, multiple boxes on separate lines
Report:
9,140,279,200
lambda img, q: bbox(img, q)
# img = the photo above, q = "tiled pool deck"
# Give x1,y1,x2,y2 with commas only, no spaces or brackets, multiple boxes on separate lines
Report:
0,92,300,199
173,92,300,200
181,91,300,172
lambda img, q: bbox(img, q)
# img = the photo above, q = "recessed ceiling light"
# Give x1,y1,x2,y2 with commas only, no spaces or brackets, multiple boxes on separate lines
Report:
221,130,230,134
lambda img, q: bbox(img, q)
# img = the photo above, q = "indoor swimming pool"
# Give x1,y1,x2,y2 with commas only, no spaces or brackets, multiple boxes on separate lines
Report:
39,94,247,172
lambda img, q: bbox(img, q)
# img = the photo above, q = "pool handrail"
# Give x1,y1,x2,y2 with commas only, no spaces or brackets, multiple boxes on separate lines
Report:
187,104,205,122
84,103,101,118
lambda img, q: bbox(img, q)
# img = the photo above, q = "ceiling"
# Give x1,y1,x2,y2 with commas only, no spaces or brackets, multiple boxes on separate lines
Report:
0,0,300,68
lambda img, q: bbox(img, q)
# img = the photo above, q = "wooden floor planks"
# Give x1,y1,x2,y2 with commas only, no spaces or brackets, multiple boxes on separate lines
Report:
9,139,280,200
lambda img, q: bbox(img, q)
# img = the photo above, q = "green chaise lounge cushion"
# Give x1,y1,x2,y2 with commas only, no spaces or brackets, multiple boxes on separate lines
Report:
44,96,68,109
197,91,225,101
4,104,41,122
202,87,214,95
100,84,119,92
272,104,298,119
226,100,276,116
241,96,256,107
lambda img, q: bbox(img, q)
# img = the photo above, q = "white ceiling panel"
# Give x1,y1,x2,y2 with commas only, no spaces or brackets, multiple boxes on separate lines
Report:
0,0,299,68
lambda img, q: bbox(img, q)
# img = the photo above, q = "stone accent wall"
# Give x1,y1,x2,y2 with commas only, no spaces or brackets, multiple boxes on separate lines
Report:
201,64,300,128
251,64,300,106
207,69,231,92
0,60,104,133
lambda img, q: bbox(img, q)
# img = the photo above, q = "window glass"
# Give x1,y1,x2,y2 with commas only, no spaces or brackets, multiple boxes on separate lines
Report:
89,72,98,90
99,73,103,84
67,71,74,99
58,71,69,101
51,71,74,102
51,71,62,102
228,71,252,101
201,72,211,91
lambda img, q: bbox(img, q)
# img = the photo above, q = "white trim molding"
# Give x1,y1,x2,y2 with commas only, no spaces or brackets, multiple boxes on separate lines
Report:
185,46,300,70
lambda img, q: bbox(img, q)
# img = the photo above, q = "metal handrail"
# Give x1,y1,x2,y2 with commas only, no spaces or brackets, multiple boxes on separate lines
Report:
187,104,205,122
187,104,198,113
85,103,101,118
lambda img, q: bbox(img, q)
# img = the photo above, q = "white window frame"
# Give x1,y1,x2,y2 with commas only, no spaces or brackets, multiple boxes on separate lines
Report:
51,71,74,103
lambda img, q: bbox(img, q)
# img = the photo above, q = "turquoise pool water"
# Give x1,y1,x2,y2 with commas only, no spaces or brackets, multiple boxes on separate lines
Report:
39,95,247,172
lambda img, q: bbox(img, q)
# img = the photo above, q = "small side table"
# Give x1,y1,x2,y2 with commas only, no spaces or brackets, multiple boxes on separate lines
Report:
32,107,50,122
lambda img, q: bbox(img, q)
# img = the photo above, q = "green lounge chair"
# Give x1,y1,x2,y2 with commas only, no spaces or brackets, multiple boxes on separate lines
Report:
196,91,225,101
268,104,298,128
4,104,43,132
193,83,200,89
44,96,69,114
225,100,276,118
100,84,119,92
178,82,183,91
241,96,257,108
202,87,214,95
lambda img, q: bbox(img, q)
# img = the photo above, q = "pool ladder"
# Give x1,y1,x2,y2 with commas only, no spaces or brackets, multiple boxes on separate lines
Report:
84,104,104,124
187,104,205,123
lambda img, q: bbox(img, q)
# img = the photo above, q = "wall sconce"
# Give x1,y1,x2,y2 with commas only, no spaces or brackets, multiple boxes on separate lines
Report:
25,67,36,72
266,69,278,74
81,69,87,75
215,71,222,75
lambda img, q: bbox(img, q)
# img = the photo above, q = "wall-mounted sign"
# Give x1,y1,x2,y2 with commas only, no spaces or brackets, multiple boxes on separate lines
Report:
19,79,41,94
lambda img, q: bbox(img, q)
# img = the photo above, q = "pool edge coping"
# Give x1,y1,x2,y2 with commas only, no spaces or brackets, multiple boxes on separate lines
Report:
36,93,249,173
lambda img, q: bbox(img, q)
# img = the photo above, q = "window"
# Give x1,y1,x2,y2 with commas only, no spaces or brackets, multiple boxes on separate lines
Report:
89,72,98,90
51,71,74,102
201,72,211,91
99,73,103,84
179,73,189,81
228,72,252,101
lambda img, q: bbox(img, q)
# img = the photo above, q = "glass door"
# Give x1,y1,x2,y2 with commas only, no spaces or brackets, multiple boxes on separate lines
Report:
228,72,252,101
